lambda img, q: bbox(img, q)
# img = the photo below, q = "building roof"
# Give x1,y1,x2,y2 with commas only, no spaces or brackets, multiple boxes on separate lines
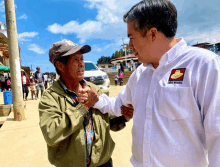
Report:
0,33,9,57
111,54,137,63
192,42,220,49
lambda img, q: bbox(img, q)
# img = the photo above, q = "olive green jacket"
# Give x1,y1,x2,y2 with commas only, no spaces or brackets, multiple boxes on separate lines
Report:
39,81,126,167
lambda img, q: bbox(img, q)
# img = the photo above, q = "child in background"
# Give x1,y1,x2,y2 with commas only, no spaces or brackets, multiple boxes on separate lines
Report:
114,73,119,86
30,79,37,100
6,77,11,90
119,71,124,86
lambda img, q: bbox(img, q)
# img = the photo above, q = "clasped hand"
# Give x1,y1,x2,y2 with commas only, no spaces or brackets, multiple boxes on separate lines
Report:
77,87,134,121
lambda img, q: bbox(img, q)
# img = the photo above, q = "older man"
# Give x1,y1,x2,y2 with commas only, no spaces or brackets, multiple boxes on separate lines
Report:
34,66,44,98
80,0,220,166
38,39,133,167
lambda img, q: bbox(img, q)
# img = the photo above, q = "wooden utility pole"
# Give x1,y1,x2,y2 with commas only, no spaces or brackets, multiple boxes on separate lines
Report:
4,0,25,121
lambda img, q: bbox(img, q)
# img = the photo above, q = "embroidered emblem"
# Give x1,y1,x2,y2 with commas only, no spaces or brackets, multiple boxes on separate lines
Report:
168,68,186,84
52,51,60,56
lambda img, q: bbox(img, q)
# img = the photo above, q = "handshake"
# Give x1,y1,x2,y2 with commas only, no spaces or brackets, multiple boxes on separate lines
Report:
76,86,134,121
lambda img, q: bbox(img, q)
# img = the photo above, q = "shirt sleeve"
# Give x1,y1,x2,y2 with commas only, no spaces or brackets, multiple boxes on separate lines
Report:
197,56,220,166
93,83,133,116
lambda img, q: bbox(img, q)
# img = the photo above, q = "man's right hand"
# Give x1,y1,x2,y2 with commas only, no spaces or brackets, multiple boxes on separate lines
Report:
78,87,99,110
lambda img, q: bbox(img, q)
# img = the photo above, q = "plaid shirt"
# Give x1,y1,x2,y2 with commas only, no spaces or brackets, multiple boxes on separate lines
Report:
58,79,94,166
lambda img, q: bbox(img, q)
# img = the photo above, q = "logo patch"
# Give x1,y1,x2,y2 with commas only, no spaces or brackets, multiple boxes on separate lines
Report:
168,68,186,84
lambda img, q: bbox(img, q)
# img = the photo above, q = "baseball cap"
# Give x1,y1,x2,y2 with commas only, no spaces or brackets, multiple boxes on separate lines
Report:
49,39,91,65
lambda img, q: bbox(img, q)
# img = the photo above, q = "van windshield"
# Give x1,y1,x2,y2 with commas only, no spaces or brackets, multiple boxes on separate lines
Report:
85,62,98,71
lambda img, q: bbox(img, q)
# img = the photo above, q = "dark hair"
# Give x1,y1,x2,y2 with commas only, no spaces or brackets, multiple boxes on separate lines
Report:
123,0,177,38
55,56,71,75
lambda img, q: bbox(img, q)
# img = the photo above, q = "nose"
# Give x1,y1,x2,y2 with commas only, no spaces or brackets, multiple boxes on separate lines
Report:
78,60,84,67
129,40,134,51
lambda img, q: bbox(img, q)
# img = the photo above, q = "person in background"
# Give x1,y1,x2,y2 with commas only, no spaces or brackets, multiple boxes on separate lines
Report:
30,78,37,100
119,71,123,86
6,77,11,91
39,39,134,167
21,69,30,101
0,73,6,91
130,59,134,71
114,73,119,86
43,73,48,89
119,62,124,73
34,66,44,98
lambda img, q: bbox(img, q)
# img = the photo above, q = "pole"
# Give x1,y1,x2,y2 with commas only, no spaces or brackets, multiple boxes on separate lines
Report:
5,0,25,121
122,38,127,67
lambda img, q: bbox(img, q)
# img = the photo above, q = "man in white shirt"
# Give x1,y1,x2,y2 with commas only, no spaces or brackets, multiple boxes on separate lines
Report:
79,0,220,166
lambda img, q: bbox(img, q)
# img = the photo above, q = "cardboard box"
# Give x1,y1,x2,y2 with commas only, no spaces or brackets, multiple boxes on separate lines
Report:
0,104,12,116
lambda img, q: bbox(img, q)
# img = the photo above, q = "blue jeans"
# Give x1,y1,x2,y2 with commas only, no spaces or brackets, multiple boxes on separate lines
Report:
36,82,44,98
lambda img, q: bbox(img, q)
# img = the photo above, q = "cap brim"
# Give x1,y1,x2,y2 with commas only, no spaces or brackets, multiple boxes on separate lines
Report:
63,45,91,57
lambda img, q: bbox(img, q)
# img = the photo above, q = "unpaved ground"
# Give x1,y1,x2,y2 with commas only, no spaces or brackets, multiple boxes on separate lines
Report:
0,85,133,167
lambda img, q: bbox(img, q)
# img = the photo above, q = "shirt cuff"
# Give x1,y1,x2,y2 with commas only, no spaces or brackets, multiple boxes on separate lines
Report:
93,94,104,110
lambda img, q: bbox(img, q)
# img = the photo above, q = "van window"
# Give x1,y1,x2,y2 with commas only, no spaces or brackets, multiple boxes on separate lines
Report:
85,62,98,71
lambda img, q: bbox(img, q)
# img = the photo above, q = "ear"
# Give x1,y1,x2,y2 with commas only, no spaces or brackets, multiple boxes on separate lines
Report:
55,61,66,73
147,27,158,42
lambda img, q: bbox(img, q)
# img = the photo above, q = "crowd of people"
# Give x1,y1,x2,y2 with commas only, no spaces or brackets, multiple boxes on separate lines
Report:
0,66,53,101
0,73,11,91
21,66,48,101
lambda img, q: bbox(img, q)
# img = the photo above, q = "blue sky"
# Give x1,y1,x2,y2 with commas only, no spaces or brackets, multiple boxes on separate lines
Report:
0,0,220,73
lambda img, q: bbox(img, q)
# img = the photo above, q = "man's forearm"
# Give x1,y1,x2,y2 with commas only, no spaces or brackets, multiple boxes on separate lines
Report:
93,94,122,116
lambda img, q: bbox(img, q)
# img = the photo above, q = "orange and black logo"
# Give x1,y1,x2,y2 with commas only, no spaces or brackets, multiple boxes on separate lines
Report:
168,68,186,83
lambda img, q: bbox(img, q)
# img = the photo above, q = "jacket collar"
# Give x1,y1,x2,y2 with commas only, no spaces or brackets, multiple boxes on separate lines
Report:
50,80,69,97
50,79,88,102
59,79,78,99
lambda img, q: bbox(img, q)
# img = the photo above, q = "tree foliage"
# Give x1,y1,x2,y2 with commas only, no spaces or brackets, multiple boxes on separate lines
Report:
97,46,128,64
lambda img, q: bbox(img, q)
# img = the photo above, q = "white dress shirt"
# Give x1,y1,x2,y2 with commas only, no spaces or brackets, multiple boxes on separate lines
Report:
94,39,220,167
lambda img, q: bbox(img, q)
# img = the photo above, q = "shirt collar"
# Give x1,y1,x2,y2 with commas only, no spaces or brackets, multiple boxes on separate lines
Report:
58,79,78,99
141,39,187,70
160,38,187,66
58,78,89,99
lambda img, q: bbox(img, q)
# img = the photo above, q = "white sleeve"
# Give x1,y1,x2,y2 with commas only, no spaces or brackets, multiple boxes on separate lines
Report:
197,57,220,166
93,84,133,117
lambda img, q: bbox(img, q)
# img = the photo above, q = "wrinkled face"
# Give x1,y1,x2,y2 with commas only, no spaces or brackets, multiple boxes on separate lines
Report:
64,51,85,81
127,21,154,64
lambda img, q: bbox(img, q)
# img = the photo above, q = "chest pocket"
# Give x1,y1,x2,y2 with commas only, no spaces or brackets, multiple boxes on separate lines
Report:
159,87,192,120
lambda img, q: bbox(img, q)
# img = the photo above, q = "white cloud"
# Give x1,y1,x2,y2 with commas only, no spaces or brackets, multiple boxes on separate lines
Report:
18,14,27,20
48,0,220,46
93,47,102,52
0,1,4,12
27,44,46,54
47,0,140,43
48,20,102,43
18,32,38,41
183,29,220,45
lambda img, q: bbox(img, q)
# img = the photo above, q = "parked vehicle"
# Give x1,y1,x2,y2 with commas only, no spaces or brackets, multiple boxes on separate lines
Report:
84,61,110,91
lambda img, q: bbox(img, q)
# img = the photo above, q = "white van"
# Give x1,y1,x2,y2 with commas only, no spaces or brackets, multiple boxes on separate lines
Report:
84,61,110,90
